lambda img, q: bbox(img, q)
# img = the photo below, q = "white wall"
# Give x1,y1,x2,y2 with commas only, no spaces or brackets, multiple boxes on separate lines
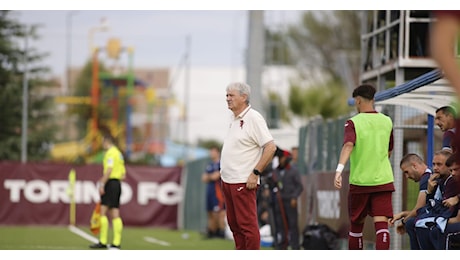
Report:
170,65,303,148
170,66,245,144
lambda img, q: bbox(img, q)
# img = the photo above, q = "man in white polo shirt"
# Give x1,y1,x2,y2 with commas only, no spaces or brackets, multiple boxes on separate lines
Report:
220,82,276,250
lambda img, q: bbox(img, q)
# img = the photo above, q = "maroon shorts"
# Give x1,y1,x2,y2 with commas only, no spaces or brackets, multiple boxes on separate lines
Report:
348,191,393,223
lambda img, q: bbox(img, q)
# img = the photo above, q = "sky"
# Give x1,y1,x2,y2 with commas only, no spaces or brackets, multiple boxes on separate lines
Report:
9,0,445,79
11,10,304,77
8,2,448,147
7,7,307,147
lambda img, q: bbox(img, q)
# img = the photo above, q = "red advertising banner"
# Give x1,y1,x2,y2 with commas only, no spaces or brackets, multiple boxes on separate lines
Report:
0,161,182,229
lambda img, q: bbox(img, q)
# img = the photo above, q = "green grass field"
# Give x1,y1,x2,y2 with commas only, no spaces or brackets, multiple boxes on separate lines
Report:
0,225,239,250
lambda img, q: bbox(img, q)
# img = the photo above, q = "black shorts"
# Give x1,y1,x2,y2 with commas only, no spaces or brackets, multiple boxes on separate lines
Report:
101,179,121,209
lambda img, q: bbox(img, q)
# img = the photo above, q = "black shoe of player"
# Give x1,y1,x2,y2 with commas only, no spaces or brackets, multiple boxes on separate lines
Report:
89,242,107,249
109,244,121,250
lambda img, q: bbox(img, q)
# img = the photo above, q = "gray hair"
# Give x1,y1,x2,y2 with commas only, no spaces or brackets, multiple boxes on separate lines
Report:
434,149,452,159
226,82,251,105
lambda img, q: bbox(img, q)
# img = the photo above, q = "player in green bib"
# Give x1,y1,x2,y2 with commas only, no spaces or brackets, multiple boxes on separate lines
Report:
334,84,395,250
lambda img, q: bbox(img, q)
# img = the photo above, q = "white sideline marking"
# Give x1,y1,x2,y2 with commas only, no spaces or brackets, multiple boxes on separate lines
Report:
143,236,171,246
68,225,99,244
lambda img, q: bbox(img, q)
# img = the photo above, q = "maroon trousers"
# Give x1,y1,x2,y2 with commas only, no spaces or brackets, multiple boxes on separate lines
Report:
222,181,260,250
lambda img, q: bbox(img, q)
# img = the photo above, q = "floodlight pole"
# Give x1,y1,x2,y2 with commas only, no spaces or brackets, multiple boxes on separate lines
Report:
21,27,29,163
66,11,78,95
183,35,191,163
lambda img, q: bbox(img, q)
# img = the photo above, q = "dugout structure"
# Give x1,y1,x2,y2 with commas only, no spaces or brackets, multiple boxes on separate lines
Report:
297,71,455,249
297,10,459,249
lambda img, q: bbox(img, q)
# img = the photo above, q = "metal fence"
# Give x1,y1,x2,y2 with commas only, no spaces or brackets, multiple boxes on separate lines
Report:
297,104,444,249
180,158,208,233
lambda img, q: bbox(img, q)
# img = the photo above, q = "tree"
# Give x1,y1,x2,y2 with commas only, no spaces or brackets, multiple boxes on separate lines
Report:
197,139,222,151
267,11,361,120
265,29,294,66
287,10,361,86
288,80,352,120
0,11,57,161
266,90,292,128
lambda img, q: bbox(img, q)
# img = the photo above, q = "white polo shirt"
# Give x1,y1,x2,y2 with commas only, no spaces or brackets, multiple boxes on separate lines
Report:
220,105,274,184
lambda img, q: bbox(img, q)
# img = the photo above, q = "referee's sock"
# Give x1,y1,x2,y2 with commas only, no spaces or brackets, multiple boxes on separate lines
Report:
112,217,123,246
99,216,109,245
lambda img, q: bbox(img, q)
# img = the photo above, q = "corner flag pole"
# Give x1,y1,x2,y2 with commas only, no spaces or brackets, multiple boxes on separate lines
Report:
67,168,76,226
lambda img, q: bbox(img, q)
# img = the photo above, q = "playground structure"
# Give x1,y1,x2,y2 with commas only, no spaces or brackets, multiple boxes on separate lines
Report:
51,38,154,163
50,119,123,163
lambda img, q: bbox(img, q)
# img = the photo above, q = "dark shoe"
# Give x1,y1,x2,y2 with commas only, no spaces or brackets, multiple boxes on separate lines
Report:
202,230,214,239
109,244,121,250
89,242,107,249
216,229,226,239
207,231,215,238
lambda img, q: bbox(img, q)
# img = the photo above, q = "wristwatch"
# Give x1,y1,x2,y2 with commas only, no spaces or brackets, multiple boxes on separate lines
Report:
253,169,261,176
